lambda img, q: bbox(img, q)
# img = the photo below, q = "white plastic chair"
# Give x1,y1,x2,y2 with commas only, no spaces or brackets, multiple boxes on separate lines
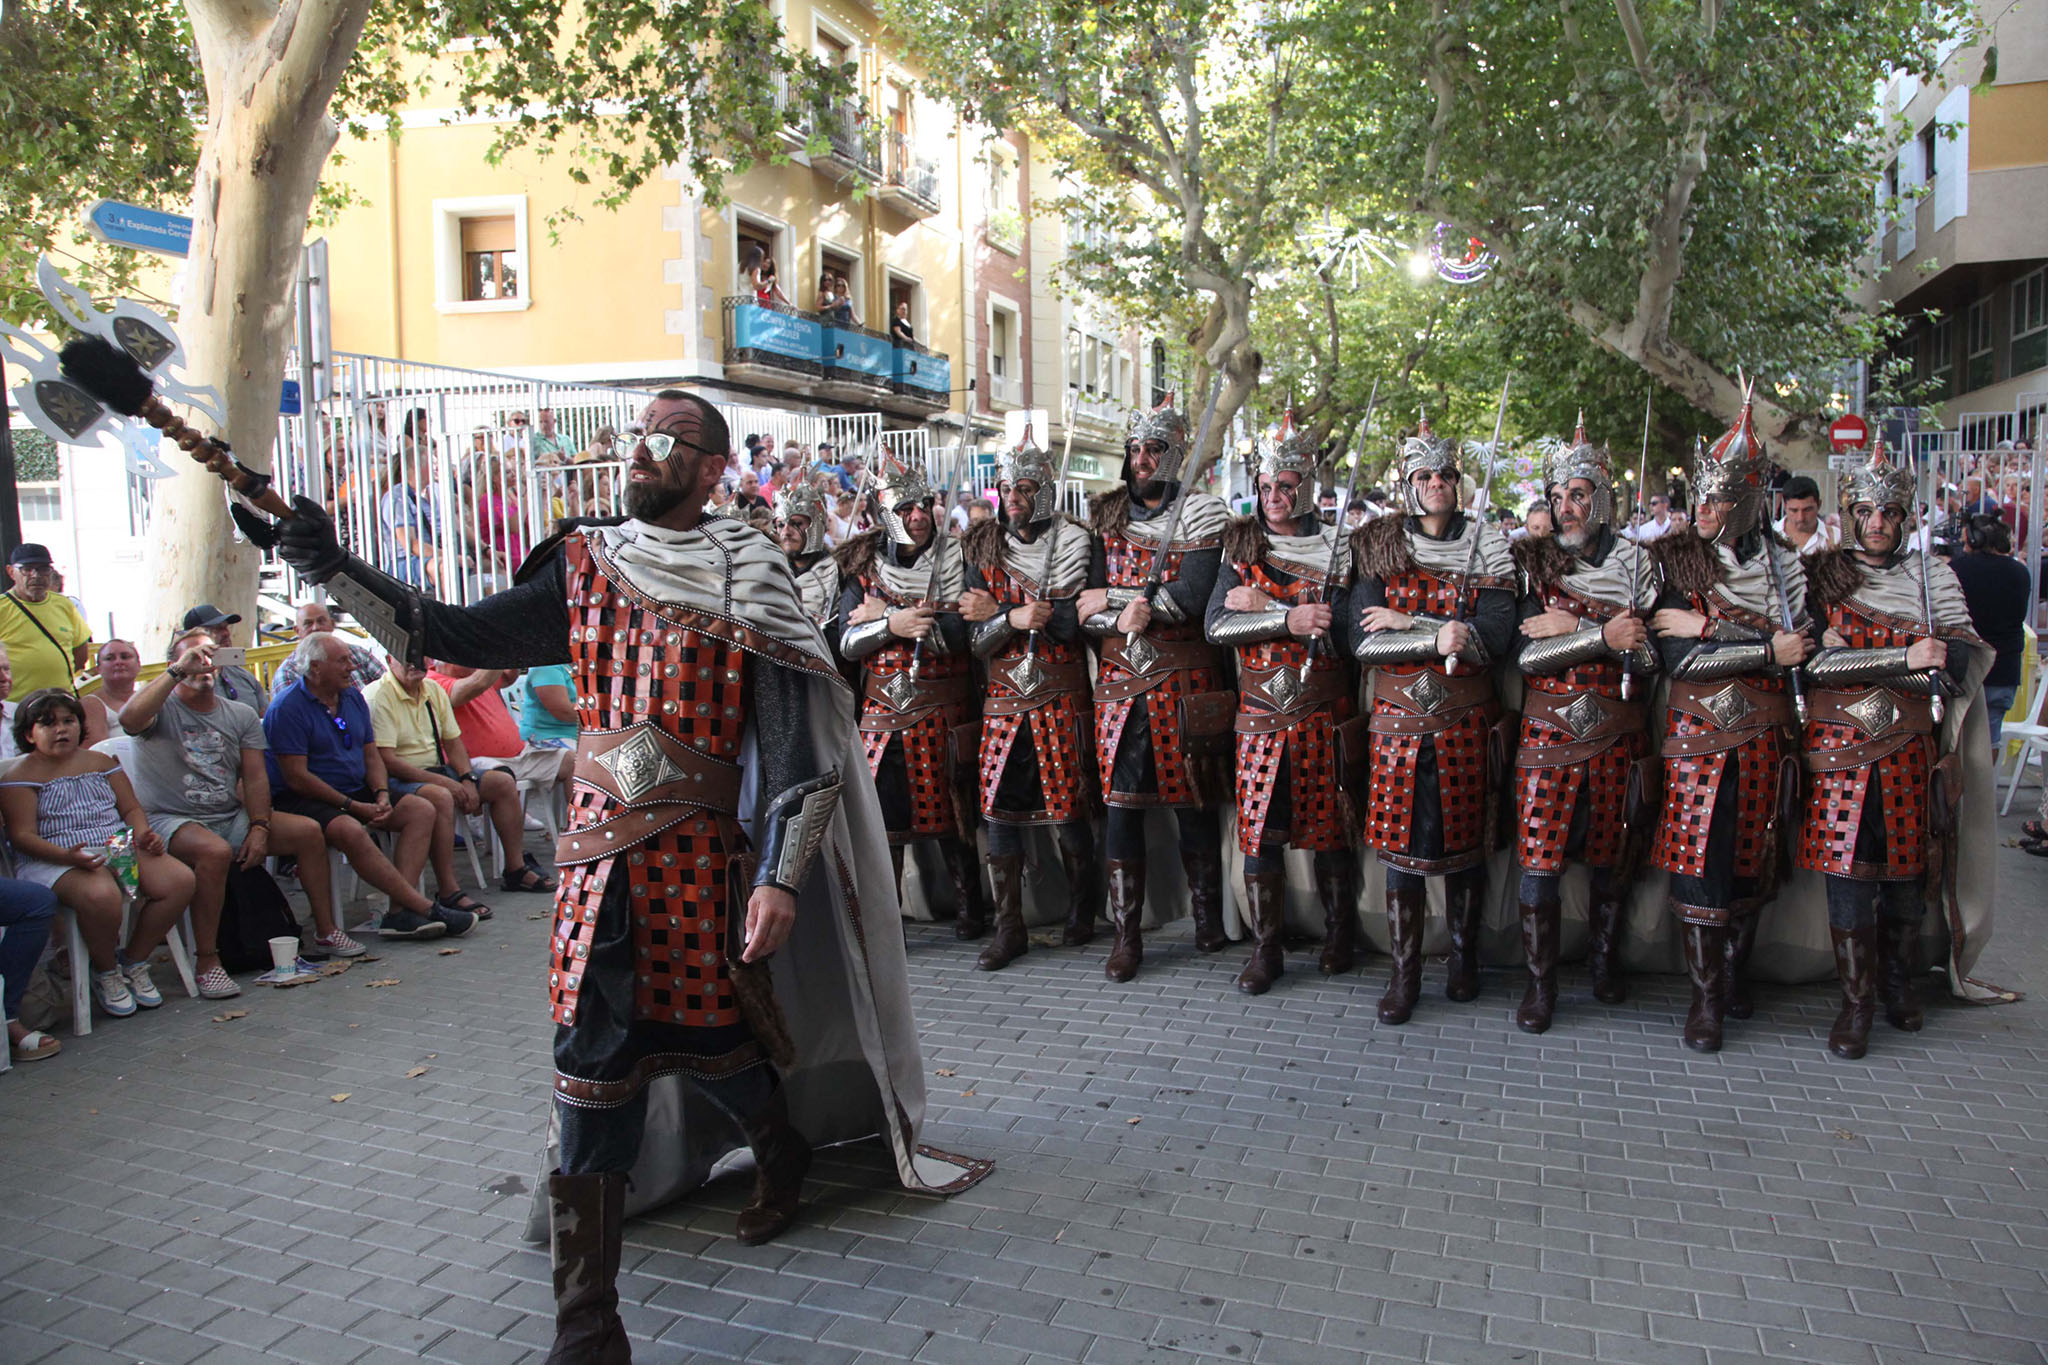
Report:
1998,667,2048,814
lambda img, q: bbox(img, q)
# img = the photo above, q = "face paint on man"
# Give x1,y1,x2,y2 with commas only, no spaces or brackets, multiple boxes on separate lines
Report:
1003,480,1040,529
624,395,727,524
1553,478,1597,549
1409,467,1460,517
778,515,812,557
1259,474,1303,531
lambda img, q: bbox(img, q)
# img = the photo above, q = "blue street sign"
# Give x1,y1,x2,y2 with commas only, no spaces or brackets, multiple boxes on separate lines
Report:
85,199,193,258
280,380,302,415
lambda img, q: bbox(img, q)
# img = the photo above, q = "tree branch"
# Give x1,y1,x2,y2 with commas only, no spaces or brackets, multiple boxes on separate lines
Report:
1612,0,1659,97
1623,108,1711,355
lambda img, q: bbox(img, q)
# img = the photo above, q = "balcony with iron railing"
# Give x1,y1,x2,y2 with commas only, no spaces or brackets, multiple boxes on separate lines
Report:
723,297,824,392
815,102,882,185
886,337,951,415
879,132,941,218
723,295,950,409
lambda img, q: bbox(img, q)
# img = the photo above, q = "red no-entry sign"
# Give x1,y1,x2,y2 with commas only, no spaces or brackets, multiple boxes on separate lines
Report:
1828,414,1869,452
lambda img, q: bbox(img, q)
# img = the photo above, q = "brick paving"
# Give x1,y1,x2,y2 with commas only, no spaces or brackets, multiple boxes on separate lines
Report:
2,811,2045,1365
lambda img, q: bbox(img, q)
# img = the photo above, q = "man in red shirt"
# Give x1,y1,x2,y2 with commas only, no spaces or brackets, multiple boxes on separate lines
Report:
426,661,563,892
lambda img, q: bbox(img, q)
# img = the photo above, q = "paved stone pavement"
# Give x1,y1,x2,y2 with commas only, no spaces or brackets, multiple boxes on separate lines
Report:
2,811,2045,1365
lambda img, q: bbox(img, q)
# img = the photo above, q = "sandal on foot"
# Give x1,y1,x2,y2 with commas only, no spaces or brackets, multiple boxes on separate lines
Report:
10,1030,60,1062
500,865,557,894
435,891,491,920
2022,819,2048,842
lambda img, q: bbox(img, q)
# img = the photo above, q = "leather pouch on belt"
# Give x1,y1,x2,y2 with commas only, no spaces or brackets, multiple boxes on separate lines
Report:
1178,690,1238,760
725,850,796,1070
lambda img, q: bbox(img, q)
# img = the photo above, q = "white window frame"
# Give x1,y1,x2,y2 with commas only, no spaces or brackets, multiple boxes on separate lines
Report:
1929,315,1954,388
434,195,531,314
885,267,927,342
811,12,860,75
729,206,793,302
2015,267,2047,345
817,242,865,322
986,294,1022,405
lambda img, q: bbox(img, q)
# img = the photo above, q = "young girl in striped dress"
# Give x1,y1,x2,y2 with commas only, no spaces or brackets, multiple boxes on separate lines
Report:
0,690,195,1019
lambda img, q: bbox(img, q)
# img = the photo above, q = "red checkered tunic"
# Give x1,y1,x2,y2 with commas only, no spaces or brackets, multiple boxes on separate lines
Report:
1795,602,1932,880
1095,533,1221,808
1514,587,1645,873
1364,568,1497,863
548,539,748,1030
854,571,972,840
978,563,1091,823
1649,593,1788,881
1229,562,1352,855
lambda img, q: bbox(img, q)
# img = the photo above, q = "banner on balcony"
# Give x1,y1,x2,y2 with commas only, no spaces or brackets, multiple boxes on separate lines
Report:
732,305,823,362
894,347,950,396
825,327,893,380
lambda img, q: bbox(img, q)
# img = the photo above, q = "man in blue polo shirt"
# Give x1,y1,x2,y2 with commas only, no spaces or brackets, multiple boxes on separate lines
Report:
263,633,475,940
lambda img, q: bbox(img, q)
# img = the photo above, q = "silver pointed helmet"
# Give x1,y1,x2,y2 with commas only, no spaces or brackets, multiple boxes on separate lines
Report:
1397,408,1461,514
997,425,1060,523
1690,386,1770,544
1542,412,1616,533
772,482,830,555
1839,437,1917,553
1127,394,1190,485
1250,410,1320,519
875,453,934,545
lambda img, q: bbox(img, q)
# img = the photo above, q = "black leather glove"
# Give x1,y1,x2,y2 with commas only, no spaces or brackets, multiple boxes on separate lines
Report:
273,495,351,583
229,501,281,551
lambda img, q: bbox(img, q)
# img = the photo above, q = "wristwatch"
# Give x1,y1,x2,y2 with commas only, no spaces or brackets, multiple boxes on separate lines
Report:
248,816,271,829
459,771,480,785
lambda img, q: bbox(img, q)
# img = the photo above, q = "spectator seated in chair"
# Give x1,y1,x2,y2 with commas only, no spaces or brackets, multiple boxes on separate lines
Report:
123,629,364,996
363,658,507,914
181,603,271,714
1,875,59,1060
426,661,565,893
264,634,475,941
0,690,195,1019
273,600,387,694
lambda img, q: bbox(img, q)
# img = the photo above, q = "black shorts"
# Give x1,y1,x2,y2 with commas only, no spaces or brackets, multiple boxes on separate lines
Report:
272,786,377,831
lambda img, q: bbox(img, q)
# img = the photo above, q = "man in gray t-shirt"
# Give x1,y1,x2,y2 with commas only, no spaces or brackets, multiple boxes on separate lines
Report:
121,630,363,995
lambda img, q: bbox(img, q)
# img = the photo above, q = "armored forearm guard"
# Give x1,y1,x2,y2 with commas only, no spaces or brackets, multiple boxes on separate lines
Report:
755,769,843,893
1208,608,1292,647
839,617,894,660
1670,640,1775,681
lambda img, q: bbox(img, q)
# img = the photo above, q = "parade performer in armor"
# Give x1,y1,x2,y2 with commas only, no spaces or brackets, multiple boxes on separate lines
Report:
774,481,840,623
267,392,989,1364
829,456,993,938
1206,416,1358,994
1077,397,1232,982
959,431,1100,970
1796,442,1983,1058
1509,420,1660,1031
1647,397,1815,1053
1350,414,1516,1025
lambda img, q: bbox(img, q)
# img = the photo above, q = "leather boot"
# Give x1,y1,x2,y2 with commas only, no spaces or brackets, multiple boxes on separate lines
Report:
1235,870,1287,995
975,854,1027,971
1827,924,1879,1060
1444,874,1483,1003
1515,887,1561,1034
1315,853,1359,976
1057,824,1101,947
1878,915,1925,1032
732,1085,812,1246
1104,860,1145,983
1183,845,1228,953
1377,885,1425,1025
1681,920,1730,1053
545,1171,632,1364
1585,880,1628,1005
1723,898,1761,1019
940,839,988,940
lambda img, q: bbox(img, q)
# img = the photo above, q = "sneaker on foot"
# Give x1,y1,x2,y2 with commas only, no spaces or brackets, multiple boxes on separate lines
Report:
195,965,242,1000
427,896,478,937
92,968,137,1017
523,812,548,832
313,930,368,959
122,959,164,1009
378,909,449,941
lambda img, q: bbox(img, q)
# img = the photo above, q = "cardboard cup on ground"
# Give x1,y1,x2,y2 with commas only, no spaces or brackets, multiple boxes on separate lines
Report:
268,936,299,973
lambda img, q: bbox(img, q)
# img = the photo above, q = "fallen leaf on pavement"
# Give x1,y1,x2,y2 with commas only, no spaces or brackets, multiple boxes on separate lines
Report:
365,978,401,988
936,1068,956,1077
330,1093,350,1103
962,1090,977,1097
438,947,461,956
1126,1118,1141,1125
406,1066,430,1078
211,1011,248,1023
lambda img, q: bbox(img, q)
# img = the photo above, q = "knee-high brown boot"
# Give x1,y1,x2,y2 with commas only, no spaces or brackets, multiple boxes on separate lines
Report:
1104,860,1145,982
1879,915,1925,1032
1444,874,1484,1003
1183,844,1227,953
1681,918,1730,1053
1378,885,1425,1025
1235,869,1287,995
1315,852,1359,976
1057,823,1101,947
940,839,988,940
1827,924,1879,1060
975,853,1027,971
731,1084,812,1246
1585,871,1628,1005
545,1170,632,1364
1723,898,1762,1020
1515,884,1561,1034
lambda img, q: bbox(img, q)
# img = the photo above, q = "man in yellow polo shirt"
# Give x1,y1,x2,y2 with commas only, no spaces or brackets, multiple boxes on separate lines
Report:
364,658,494,919
0,545,91,701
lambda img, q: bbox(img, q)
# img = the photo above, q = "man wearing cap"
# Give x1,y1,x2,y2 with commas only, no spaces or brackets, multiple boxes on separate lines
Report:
182,604,270,714
0,544,92,701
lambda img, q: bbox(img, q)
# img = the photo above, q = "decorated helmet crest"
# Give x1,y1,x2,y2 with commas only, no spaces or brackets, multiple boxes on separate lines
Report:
1689,380,1770,544
1127,393,1190,485
875,451,935,545
1248,410,1320,520
1540,411,1616,533
1396,408,1462,513
772,482,830,555
1839,437,1917,555
997,424,1061,523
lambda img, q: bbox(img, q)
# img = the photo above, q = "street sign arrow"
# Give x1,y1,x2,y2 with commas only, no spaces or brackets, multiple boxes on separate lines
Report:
85,199,193,258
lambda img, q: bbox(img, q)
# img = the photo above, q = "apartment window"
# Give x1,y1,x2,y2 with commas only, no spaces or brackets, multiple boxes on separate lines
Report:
1065,328,1082,390
1928,315,1953,396
1150,339,1169,407
433,195,530,313
1919,123,1938,188
988,304,1018,403
2015,267,2048,375
1965,296,1995,392
1084,337,1101,397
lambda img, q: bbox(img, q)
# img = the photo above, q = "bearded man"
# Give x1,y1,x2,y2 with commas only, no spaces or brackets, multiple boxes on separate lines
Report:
1350,414,1516,1025
1077,398,1233,982
1796,442,1983,1058
268,390,987,1364
1647,397,1816,1053
1205,418,1358,995
773,481,840,622
1508,420,1660,1031
830,457,993,936
958,432,1099,969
